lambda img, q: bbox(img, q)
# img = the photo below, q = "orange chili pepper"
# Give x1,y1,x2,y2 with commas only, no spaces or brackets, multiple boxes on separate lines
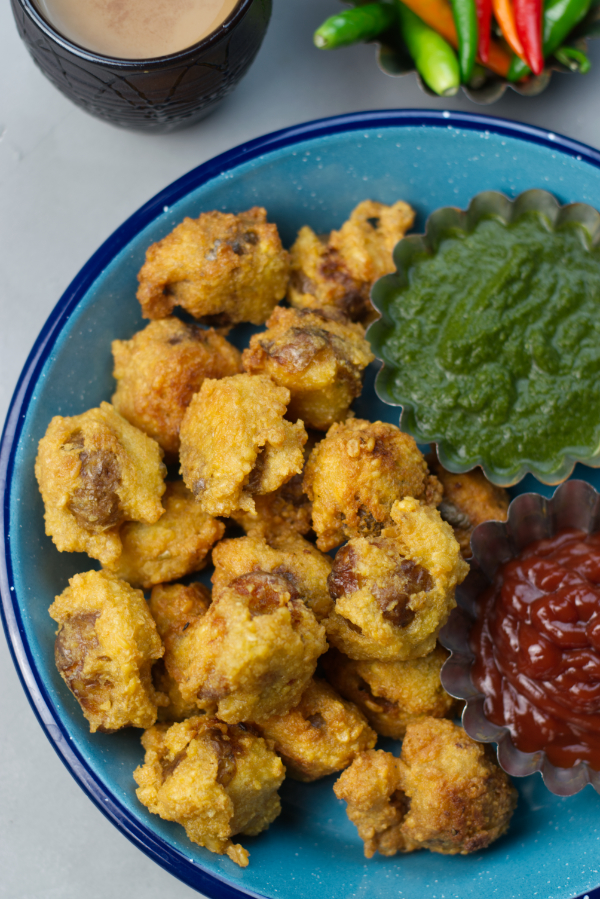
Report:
492,0,528,62
398,0,512,76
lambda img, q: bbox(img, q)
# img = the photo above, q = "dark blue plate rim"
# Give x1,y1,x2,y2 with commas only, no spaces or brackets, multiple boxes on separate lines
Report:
2,108,600,899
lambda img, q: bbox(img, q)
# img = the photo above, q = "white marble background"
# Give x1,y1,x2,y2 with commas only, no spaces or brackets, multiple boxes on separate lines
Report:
2,1,600,896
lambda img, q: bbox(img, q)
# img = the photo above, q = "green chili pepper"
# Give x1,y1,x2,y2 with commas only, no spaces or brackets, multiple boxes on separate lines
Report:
507,0,591,79
450,0,479,81
313,3,396,49
554,43,592,69
396,2,461,94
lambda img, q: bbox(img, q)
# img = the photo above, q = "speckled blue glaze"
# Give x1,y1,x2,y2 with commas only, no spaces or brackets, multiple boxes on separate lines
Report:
3,111,600,899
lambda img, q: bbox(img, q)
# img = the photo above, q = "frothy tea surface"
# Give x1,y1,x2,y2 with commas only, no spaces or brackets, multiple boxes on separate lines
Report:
35,0,240,59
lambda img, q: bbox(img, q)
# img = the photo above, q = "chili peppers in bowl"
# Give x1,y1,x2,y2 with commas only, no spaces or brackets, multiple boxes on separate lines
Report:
313,0,599,103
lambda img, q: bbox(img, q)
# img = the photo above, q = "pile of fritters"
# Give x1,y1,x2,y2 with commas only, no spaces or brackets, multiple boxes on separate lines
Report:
35,201,514,868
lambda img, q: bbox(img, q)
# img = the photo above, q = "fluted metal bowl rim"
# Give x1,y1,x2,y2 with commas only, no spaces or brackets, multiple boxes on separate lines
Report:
439,478,600,796
366,1,600,104
368,188,600,488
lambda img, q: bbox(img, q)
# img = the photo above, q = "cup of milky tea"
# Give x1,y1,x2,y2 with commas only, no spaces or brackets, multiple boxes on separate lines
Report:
11,0,271,132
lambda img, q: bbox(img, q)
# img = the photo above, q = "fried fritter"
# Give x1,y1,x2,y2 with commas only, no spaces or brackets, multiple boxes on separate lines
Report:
179,373,307,517
303,419,442,552
136,208,289,325
230,473,313,540
35,402,166,565
111,318,242,458
258,678,376,781
149,581,213,722
230,430,319,540
322,645,458,739
334,749,416,858
164,572,327,724
104,481,224,589
288,200,414,323
335,719,516,859
324,498,469,661
153,660,200,723
149,580,212,641
428,456,510,559
49,570,164,733
134,717,285,867
398,718,518,855
211,530,333,622
242,306,374,430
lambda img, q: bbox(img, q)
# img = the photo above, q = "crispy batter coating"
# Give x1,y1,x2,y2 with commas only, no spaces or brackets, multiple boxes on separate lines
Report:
153,660,200,723
231,473,313,540
230,430,319,540
111,318,242,458
303,419,442,552
179,373,307,517
324,498,469,661
242,306,374,430
35,402,166,565
164,572,327,724
134,717,285,866
149,581,213,722
49,570,164,733
288,200,414,323
322,645,458,739
149,580,212,641
428,456,510,559
334,749,416,858
136,208,289,325
211,530,333,622
258,677,376,781
104,481,224,589
398,718,518,855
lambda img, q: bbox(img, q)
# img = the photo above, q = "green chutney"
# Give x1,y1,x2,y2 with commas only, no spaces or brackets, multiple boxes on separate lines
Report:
377,212,600,482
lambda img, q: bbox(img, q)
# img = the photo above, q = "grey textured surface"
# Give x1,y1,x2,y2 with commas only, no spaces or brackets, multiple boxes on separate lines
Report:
2,1,600,897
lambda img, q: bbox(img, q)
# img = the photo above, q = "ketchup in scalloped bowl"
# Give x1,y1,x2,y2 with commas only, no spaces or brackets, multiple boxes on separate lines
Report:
470,527,600,770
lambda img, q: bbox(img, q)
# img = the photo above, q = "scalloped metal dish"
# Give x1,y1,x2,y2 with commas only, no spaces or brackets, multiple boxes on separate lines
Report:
368,188,600,487
369,2,600,104
439,479,600,796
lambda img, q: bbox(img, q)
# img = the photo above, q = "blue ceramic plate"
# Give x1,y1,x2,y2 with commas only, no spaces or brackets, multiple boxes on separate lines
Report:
3,110,600,899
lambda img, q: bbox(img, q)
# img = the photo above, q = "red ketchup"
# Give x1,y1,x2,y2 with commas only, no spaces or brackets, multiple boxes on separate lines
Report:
470,528,600,770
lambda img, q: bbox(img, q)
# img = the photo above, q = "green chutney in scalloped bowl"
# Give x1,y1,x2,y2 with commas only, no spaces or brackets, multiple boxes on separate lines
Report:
369,190,600,486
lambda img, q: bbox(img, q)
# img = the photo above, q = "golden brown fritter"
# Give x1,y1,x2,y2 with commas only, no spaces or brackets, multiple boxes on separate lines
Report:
324,498,469,661
134,717,285,867
428,456,510,559
35,403,166,565
149,581,213,722
211,530,333,622
230,429,319,540
164,572,327,724
104,481,224,589
322,645,458,739
397,718,518,855
149,580,212,642
288,200,414,323
230,473,313,540
111,318,242,459
137,208,289,325
334,749,416,858
153,660,200,723
49,570,164,733
303,419,442,552
258,678,376,781
179,373,307,517
242,306,374,430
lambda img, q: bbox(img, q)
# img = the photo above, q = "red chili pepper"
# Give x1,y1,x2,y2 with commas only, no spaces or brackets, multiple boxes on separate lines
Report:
475,0,492,62
513,0,544,74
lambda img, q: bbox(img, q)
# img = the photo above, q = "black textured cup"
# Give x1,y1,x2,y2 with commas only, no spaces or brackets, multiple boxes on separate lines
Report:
11,0,271,132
